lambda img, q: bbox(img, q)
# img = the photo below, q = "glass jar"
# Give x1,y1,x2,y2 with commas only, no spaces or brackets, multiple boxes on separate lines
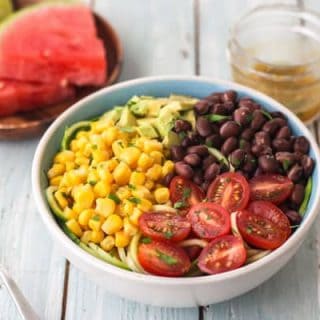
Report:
227,4,320,123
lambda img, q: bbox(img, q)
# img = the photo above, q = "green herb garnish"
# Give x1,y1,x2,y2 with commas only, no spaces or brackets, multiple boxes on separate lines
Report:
141,237,152,244
261,110,273,120
128,183,136,190
92,215,100,221
156,250,177,265
174,201,185,209
282,159,291,171
91,144,98,150
206,114,231,122
164,230,174,239
108,193,121,204
128,197,141,204
88,180,97,186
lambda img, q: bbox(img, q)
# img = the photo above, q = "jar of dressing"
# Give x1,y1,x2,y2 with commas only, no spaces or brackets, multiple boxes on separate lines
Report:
227,4,320,123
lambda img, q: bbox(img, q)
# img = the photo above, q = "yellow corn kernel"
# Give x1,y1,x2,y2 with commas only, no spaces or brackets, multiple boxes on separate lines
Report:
115,231,130,248
81,231,92,244
73,184,95,210
66,219,83,237
70,140,79,152
129,171,145,186
154,187,170,204
119,147,141,168
76,136,89,151
92,150,110,163
89,134,105,147
90,230,105,243
113,162,131,185
54,190,69,209
102,127,119,146
78,209,95,226
48,163,65,179
93,180,111,198
102,214,123,235
116,186,131,200
150,151,164,165
146,164,162,181
76,130,89,139
145,179,155,190
123,217,138,236
50,176,63,186
96,198,116,217
105,158,119,172
162,160,175,177
129,208,143,226
54,150,75,164
120,199,134,216
60,171,81,188
97,166,113,183
65,161,76,172
143,140,163,153
112,140,126,158
132,186,152,200
87,170,99,186
88,214,104,232
137,153,154,171
63,207,77,220
91,120,110,133
75,156,90,166
100,235,115,251
138,198,153,212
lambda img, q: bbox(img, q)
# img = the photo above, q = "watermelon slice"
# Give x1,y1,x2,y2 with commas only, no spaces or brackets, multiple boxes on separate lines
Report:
0,2,107,86
0,80,75,116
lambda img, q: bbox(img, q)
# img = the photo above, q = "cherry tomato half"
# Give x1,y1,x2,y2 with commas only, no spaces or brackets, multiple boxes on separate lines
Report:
250,174,293,205
207,172,250,212
187,202,230,240
198,235,247,275
138,211,191,242
170,176,205,211
138,239,191,276
237,201,291,250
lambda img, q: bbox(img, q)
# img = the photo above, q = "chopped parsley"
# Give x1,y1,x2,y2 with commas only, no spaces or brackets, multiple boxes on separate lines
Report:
92,215,100,221
108,193,121,204
164,230,174,239
128,183,136,190
182,187,191,198
91,144,98,150
128,197,141,204
282,159,291,171
88,180,97,186
261,110,273,120
156,250,177,265
174,201,185,209
178,131,187,139
141,237,152,244
206,114,231,122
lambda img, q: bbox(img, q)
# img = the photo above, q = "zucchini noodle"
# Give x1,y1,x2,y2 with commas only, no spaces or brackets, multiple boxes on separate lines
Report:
117,247,128,265
152,204,177,213
179,238,208,248
128,233,147,273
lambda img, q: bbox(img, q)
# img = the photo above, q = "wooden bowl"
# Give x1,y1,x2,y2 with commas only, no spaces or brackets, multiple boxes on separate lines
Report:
0,12,123,139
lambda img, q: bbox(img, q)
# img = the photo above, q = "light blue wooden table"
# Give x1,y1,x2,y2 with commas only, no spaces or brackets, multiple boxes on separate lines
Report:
1,0,320,319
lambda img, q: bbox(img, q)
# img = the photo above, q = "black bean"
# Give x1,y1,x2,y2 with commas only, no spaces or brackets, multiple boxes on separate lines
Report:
175,162,194,179
224,101,235,113
238,98,254,110
201,181,210,192
251,144,273,156
222,90,237,103
188,133,202,145
239,139,252,153
241,128,255,141
205,134,223,148
162,172,175,187
203,155,217,170
288,164,303,183
262,119,280,136
205,93,222,104
204,163,220,181
258,154,279,173
285,210,302,225
181,136,192,148
294,136,310,154
229,149,246,168
242,153,257,173
290,184,305,206
276,126,291,139
184,153,201,167
233,107,251,126
221,137,238,156
193,170,204,185
251,110,266,131
211,103,228,115
270,111,286,119
254,167,264,176
272,138,292,152
171,145,185,161
174,119,192,133
219,121,241,138
196,117,213,137
301,155,314,177
251,103,261,110
194,100,210,114
275,152,296,169
187,145,209,157
254,131,271,146
293,151,304,162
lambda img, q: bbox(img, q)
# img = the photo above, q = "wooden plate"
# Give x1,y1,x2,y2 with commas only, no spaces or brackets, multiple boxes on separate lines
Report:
0,12,123,139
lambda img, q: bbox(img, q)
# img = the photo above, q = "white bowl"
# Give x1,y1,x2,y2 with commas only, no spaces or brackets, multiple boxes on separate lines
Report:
32,76,320,307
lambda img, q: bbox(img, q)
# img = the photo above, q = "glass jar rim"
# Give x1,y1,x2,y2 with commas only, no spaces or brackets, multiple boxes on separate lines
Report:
228,3,320,74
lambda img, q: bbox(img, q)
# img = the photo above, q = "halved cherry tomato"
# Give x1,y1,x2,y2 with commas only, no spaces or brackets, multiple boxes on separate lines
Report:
198,235,247,274
187,202,230,240
207,172,250,212
138,239,191,276
250,174,293,205
138,211,191,242
237,201,291,250
170,176,205,211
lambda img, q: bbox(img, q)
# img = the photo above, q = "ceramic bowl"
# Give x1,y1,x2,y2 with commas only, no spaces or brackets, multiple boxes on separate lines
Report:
32,76,320,307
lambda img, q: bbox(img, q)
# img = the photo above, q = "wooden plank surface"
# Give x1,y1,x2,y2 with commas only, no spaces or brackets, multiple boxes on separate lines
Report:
63,1,198,319
199,0,320,319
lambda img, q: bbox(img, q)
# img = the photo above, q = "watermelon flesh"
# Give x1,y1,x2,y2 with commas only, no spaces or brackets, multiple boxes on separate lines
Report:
0,3,107,86
0,80,75,116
